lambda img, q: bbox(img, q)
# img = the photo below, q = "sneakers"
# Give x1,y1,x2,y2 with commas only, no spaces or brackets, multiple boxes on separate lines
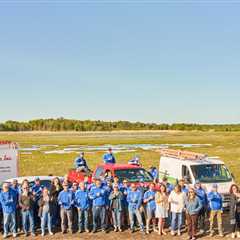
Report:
3,234,8,239
237,232,240,238
13,233,17,238
171,230,176,236
41,232,45,237
177,230,181,236
232,233,236,239
114,226,118,232
31,232,36,237
49,231,54,236
119,228,122,232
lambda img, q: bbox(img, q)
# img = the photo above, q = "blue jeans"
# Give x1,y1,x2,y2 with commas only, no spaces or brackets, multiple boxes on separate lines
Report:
171,212,183,231
22,210,34,234
41,211,52,234
128,207,144,231
92,206,106,231
112,209,121,228
78,209,89,231
3,212,16,235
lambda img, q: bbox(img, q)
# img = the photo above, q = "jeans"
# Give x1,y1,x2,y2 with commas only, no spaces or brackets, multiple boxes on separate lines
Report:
78,209,89,231
198,207,206,231
3,212,16,235
171,212,183,231
60,208,73,232
92,206,106,231
112,209,121,228
128,207,144,231
41,211,52,234
22,210,34,234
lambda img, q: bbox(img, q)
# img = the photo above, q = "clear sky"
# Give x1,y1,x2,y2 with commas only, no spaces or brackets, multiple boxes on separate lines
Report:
0,1,240,124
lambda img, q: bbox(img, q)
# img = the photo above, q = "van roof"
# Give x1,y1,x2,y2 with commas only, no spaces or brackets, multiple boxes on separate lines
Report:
160,155,224,165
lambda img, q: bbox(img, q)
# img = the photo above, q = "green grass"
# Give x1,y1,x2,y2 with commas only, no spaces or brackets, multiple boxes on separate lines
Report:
0,131,240,183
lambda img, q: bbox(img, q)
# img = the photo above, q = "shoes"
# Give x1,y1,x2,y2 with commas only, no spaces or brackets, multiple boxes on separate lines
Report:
162,231,167,235
13,233,17,238
3,234,8,239
177,230,181,236
114,227,118,232
31,232,36,237
237,231,240,238
85,229,90,233
232,233,236,239
49,231,54,235
171,230,176,236
119,228,122,232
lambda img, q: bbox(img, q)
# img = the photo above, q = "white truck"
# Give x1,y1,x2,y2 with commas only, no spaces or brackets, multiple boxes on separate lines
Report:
159,149,235,208
0,141,19,182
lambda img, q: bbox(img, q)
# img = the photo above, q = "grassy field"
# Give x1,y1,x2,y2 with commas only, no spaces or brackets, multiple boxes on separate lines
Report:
0,131,240,184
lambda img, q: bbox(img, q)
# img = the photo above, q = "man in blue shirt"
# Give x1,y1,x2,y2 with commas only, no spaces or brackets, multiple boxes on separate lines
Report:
31,177,43,227
58,182,74,234
207,184,223,237
128,156,141,166
103,148,116,164
0,182,18,238
74,152,89,172
120,179,130,227
127,183,144,233
144,183,156,234
89,179,106,233
75,182,90,233
194,180,208,234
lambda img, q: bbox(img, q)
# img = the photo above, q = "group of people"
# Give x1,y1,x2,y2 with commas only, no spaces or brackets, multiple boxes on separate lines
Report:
0,150,240,239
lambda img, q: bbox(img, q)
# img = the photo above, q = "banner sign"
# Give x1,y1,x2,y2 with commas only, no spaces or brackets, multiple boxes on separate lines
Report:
0,141,19,182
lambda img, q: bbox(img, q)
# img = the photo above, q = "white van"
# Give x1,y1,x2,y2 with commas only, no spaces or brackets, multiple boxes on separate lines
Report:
159,149,235,208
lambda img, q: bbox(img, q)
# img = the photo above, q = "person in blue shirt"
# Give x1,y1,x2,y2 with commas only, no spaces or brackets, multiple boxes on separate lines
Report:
103,148,116,164
75,182,90,233
11,179,21,232
161,177,174,194
120,179,130,227
74,152,89,172
194,180,208,234
127,183,144,233
128,155,141,166
31,177,43,228
0,182,18,238
58,182,74,234
144,183,157,234
89,179,107,233
103,179,113,229
149,167,158,182
207,184,223,237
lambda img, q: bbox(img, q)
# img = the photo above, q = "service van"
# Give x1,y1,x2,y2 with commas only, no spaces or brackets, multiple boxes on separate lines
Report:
159,149,235,208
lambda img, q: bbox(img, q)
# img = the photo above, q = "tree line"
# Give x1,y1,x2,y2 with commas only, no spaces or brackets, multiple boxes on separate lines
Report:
0,118,240,131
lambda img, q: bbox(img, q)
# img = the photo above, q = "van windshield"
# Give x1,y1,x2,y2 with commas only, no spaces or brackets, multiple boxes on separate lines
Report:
114,168,153,183
191,164,232,183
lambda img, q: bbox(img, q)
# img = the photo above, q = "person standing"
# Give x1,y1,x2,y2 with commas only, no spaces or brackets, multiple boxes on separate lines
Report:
144,183,156,234
19,182,36,237
208,184,224,237
155,184,169,235
49,177,63,228
168,184,185,236
0,182,18,239
194,180,208,234
127,183,144,233
74,182,90,233
184,188,202,240
58,182,74,234
229,184,240,239
38,187,54,236
89,179,106,233
103,148,116,164
109,185,123,232
120,179,130,227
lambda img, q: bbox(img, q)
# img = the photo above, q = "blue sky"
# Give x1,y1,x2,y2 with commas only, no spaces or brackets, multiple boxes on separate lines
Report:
0,1,240,124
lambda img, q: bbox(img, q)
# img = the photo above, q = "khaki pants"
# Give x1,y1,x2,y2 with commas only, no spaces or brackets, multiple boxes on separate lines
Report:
60,208,73,232
209,210,223,234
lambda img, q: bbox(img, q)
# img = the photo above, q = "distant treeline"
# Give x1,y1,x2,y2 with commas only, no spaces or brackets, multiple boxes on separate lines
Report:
0,118,240,132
